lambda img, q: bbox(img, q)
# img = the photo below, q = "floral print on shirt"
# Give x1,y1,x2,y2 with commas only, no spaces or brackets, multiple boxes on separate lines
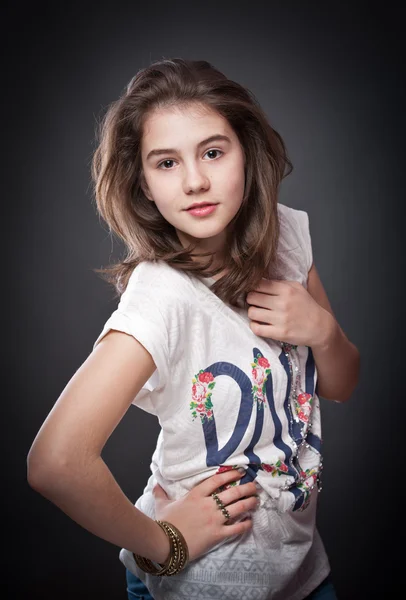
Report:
190,370,216,422
251,355,271,408
295,392,313,424
260,460,289,477
296,467,318,510
190,352,272,421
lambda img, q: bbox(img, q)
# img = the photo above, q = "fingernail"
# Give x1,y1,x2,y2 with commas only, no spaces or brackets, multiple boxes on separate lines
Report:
255,481,261,489
237,467,246,474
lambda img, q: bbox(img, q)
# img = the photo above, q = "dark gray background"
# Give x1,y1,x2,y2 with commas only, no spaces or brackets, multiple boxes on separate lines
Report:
5,2,404,598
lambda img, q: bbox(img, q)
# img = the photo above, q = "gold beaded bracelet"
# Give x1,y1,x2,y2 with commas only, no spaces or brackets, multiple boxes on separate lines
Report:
133,520,189,577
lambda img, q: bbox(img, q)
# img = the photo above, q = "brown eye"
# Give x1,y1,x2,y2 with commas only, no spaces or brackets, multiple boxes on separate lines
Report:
157,159,175,170
157,149,223,170
205,149,223,160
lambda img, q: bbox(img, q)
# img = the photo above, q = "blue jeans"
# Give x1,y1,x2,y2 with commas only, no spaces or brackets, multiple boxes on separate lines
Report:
126,569,338,599
126,568,154,599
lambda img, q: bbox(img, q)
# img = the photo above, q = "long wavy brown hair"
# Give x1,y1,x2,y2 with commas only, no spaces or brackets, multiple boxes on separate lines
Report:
91,58,292,308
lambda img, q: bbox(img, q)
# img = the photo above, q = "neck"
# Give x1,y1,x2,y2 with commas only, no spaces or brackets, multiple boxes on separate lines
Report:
176,229,227,265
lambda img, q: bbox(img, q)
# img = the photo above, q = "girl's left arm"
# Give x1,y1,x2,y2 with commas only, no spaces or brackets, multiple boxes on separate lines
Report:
306,262,360,402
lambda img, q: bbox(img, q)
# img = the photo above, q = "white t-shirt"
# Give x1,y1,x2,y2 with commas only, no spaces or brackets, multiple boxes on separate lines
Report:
93,203,330,600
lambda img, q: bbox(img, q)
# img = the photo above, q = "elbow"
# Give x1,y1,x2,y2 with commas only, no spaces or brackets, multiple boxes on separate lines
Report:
27,455,54,494
318,390,352,403
27,447,72,494
27,440,98,495
332,391,353,404
318,378,359,404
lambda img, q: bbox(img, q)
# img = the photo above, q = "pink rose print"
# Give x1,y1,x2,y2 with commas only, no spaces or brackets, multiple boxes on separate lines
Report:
301,472,317,490
252,367,265,387
297,467,319,510
260,460,289,477
298,410,309,423
258,357,270,368
298,393,312,405
198,372,214,384
190,370,216,422
216,465,235,474
295,392,313,424
251,353,272,409
192,381,206,403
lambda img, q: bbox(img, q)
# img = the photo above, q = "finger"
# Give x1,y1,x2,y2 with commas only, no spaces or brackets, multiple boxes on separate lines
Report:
220,514,253,539
217,480,258,505
247,306,273,324
246,290,273,308
222,495,259,522
249,320,277,339
254,279,285,294
246,291,279,309
210,481,259,526
197,468,246,497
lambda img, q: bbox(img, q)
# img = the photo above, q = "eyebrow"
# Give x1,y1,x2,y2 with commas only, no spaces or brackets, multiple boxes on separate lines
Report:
146,134,232,161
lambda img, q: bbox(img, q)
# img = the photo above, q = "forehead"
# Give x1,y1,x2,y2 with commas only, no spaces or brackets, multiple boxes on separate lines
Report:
141,104,234,148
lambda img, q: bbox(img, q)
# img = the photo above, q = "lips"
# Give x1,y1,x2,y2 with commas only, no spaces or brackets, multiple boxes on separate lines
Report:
186,203,217,211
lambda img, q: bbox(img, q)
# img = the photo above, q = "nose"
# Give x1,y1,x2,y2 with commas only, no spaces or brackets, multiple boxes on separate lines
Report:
182,162,210,194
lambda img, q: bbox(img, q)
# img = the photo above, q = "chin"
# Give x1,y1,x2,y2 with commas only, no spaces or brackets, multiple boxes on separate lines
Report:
188,224,228,240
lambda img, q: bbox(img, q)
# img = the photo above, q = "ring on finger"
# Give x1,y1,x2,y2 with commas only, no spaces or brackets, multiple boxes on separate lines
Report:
211,492,231,521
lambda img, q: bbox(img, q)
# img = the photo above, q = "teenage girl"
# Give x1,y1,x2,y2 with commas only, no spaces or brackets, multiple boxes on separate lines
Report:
27,58,359,600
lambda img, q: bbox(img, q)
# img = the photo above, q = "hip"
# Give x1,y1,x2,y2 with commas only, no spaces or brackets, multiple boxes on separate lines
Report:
122,489,328,600
125,568,335,600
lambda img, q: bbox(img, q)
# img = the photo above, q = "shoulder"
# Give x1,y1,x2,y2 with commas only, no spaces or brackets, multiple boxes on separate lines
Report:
116,261,195,331
126,259,187,288
122,260,193,305
93,261,193,393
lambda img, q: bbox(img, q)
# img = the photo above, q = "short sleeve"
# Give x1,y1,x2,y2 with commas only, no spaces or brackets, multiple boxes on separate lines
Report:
276,203,314,287
294,209,313,273
92,273,170,416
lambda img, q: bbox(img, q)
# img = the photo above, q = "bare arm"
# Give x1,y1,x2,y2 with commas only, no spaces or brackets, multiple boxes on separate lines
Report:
306,263,360,402
28,325,258,564
27,330,171,563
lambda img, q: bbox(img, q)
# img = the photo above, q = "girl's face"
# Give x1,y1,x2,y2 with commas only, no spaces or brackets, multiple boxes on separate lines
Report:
140,103,246,259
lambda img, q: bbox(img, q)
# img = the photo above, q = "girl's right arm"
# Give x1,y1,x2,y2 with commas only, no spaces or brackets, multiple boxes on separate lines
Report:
27,330,256,563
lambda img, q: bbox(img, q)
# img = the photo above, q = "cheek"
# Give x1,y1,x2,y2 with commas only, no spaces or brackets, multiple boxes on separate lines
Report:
224,155,246,195
153,197,177,223
143,168,174,199
223,169,245,206
146,178,177,210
